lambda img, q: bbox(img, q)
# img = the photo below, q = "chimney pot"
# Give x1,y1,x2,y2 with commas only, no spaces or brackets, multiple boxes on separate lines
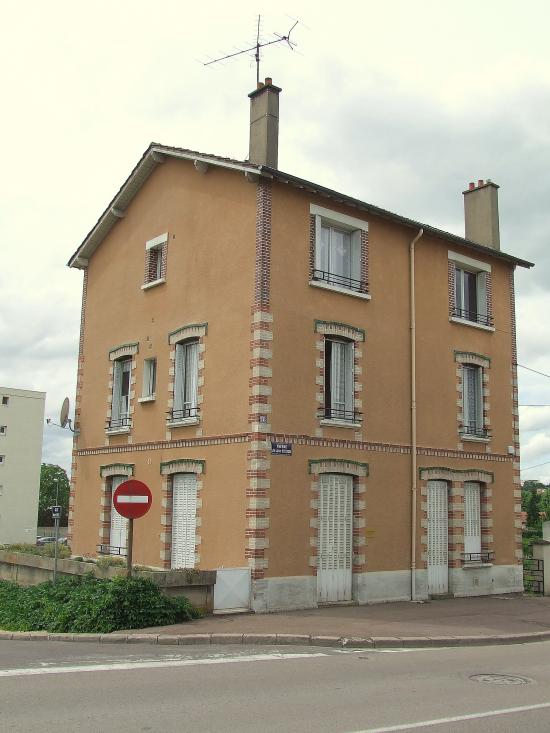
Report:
265,77,272,85
469,182,475,190
478,179,484,187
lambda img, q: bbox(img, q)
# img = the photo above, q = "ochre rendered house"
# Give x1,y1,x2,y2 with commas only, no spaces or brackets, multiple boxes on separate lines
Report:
68,80,533,611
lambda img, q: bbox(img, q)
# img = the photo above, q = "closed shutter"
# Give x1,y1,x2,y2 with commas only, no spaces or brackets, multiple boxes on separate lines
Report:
351,230,361,285
318,474,352,602
174,343,185,413
110,475,128,550
463,366,482,433
464,482,482,555
477,272,488,321
184,341,199,411
171,473,197,569
111,361,122,424
427,480,448,594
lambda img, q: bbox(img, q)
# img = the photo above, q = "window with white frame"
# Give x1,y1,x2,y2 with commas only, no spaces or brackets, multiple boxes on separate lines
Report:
464,481,482,560
143,232,168,288
323,338,355,422
449,251,492,328
141,358,157,401
310,205,368,295
109,358,132,430
462,365,486,438
171,340,199,422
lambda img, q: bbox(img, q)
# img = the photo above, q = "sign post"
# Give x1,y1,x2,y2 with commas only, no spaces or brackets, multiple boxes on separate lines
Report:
50,504,62,583
112,479,152,577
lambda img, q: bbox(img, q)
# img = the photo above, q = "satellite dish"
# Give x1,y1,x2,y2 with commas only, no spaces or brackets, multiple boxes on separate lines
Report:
60,398,70,428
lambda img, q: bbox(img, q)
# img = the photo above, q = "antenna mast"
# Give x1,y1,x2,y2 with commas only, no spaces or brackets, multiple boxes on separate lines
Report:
203,15,298,82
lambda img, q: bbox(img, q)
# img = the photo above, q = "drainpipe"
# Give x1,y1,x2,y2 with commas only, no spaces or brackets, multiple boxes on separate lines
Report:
410,228,424,601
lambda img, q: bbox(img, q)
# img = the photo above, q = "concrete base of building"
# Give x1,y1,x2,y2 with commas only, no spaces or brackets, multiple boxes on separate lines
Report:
250,564,524,612
449,564,523,597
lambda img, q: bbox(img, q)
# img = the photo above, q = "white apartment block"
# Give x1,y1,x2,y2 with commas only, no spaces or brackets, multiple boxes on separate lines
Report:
0,387,45,544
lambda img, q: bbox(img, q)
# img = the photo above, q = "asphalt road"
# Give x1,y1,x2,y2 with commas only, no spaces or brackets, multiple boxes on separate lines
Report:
1,640,550,732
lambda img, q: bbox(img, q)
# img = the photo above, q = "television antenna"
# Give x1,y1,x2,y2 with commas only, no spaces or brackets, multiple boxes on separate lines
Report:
203,15,298,86
46,397,79,435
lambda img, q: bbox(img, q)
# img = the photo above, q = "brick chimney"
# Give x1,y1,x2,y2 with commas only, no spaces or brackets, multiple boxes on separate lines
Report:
463,179,500,250
248,77,282,168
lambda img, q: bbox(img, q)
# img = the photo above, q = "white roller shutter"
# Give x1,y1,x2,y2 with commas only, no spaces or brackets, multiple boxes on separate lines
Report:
464,482,482,556
318,474,352,603
110,475,128,550
171,473,198,569
427,480,448,595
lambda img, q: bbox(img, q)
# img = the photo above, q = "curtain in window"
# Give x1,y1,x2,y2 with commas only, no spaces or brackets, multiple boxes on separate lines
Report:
174,341,199,416
330,340,353,419
463,365,482,432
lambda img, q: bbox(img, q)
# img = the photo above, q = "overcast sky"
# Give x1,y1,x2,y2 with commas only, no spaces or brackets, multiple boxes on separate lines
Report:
1,0,549,480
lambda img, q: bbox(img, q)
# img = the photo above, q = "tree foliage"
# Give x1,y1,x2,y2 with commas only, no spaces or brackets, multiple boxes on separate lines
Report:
38,464,70,527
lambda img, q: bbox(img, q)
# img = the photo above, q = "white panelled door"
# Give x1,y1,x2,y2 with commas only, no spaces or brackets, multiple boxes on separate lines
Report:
318,474,353,603
171,473,198,569
110,475,128,550
427,480,449,595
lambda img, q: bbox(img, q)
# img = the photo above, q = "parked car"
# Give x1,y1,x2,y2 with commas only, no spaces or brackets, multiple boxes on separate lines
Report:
36,536,56,546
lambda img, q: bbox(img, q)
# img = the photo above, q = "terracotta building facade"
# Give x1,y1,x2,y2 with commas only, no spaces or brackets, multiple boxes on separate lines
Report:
68,80,533,611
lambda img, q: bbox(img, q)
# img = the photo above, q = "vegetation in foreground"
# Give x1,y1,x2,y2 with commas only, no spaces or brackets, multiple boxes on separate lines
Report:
0,575,200,633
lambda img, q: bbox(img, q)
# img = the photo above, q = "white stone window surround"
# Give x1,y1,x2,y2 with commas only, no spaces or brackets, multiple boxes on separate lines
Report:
455,351,491,444
106,343,138,435
167,324,207,430
142,232,168,290
448,250,494,332
310,204,370,299
315,320,364,430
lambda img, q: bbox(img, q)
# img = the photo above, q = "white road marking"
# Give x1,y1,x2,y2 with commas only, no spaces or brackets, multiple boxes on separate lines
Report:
351,701,550,732
0,651,328,678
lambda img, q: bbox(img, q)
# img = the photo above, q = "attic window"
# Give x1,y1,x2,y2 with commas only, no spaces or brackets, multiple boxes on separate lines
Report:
142,232,168,290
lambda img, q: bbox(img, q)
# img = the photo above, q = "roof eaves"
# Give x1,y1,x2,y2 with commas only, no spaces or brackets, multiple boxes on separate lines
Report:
67,145,267,269
265,167,534,269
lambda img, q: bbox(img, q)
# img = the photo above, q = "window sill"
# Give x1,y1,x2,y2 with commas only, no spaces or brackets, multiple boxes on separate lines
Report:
309,280,371,300
462,562,493,569
460,433,490,444
167,417,200,428
450,316,494,332
105,426,131,436
141,277,166,291
320,419,361,429
138,395,155,403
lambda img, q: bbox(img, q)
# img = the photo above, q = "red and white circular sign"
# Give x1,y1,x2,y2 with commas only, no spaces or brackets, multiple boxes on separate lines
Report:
113,479,152,520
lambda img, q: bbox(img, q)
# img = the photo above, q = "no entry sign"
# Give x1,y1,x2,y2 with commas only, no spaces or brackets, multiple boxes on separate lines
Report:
113,479,152,520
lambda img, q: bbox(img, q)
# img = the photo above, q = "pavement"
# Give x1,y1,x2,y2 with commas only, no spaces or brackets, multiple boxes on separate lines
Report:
3,594,550,648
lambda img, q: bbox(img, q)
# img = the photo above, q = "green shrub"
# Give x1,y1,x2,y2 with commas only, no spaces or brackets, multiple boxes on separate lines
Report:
2,543,71,559
0,575,200,633
96,555,126,569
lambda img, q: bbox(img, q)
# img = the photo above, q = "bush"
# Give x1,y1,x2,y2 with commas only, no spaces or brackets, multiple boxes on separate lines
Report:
2,543,71,559
0,575,200,633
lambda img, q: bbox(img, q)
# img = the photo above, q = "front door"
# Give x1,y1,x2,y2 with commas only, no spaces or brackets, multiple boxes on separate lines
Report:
318,474,353,603
427,480,449,595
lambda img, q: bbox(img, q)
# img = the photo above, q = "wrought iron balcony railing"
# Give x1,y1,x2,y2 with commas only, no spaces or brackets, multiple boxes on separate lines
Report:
319,407,362,423
97,543,127,557
462,551,494,564
312,269,368,294
167,406,200,422
451,306,493,327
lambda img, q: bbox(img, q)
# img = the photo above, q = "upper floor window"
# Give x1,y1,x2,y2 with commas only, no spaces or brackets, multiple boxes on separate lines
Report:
170,340,199,424
0,426,6,436
110,358,131,430
449,251,493,329
1,396,8,406
139,357,157,402
142,232,168,290
462,364,486,439
323,338,356,423
310,205,369,298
